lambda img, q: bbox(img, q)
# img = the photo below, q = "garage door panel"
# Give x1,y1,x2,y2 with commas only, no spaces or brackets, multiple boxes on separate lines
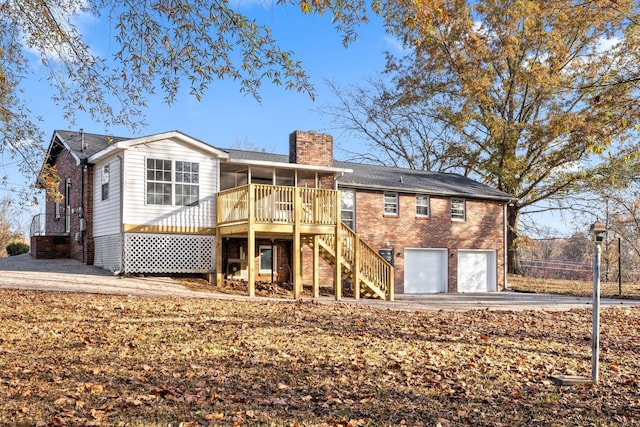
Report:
404,249,447,294
458,250,496,293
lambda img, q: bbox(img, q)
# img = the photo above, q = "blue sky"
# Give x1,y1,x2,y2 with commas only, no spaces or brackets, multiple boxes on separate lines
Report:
28,3,392,150
4,3,394,230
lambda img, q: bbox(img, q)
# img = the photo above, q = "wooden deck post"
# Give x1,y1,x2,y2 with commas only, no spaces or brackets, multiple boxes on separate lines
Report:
353,233,360,299
293,188,302,298
247,186,256,297
334,193,342,301
313,235,320,298
215,227,223,287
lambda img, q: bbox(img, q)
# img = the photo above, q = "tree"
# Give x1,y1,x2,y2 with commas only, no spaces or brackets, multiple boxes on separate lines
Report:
324,0,640,273
0,198,27,257
1,0,377,198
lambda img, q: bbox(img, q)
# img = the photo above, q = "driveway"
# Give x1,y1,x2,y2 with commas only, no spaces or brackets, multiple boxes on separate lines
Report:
1,254,639,312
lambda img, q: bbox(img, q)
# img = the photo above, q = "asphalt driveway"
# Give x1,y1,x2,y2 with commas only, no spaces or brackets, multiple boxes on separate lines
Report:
1,253,639,312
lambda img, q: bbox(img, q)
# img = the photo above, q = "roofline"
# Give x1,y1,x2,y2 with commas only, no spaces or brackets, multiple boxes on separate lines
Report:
338,182,514,202
47,131,83,165
224,157,353,174
89,130,230,163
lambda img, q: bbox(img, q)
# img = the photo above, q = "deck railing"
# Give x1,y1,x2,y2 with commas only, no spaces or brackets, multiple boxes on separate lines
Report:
217,184,338,226
319,223,394,300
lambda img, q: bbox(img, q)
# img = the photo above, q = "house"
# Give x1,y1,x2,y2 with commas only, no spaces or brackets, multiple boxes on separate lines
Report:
31,129,513,299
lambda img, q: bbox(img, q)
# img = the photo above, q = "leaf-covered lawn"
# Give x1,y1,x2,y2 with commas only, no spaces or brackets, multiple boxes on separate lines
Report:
1,289,639,426
508,275,640,299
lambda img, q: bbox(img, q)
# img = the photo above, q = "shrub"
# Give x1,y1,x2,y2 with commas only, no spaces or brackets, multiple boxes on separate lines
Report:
6,241,29,256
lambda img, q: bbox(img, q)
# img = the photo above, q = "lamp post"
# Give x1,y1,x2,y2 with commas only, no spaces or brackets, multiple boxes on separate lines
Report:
552,220,606,386
589,220,607,384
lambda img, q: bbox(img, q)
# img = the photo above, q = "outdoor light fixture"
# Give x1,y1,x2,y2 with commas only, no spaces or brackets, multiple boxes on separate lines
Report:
590,220,607,243
552,220,606,386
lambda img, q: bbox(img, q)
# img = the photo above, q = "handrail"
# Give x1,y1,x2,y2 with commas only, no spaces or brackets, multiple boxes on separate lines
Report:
217,184,338,226
319,223,394,300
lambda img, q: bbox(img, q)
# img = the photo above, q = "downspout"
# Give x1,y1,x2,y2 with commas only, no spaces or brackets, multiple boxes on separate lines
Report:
118,154,125,275
79,158,88,263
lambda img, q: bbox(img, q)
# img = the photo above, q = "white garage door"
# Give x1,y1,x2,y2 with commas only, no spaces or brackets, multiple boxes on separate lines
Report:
404,248,447,293
458,250,497,293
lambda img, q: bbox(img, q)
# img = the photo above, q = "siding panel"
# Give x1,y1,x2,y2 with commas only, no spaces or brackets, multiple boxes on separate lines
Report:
93,156,121,237
122,139,219,228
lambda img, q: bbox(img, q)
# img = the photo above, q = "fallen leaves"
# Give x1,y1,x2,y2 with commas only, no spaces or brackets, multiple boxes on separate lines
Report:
0,289,639,426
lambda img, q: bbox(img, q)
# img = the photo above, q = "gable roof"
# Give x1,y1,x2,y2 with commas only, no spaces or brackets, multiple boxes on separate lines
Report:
223,148,513,202
45,130,129,166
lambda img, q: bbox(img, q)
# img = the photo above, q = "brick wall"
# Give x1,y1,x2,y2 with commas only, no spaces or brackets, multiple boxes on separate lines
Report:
289,130,333,167
293,189,505,294
352,191,505,293
30,235,70,259
43,149,92,263
223,238,291,283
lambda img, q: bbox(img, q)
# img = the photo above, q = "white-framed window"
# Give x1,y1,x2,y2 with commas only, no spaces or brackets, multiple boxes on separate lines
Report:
341,189,355,230
259,245,276,274
146,158,172,205
416,194,430,217
384,192,398,215
175,161,199,206
101,164,110,201
146,159,199,206
451,198,466,221
65,178,72,233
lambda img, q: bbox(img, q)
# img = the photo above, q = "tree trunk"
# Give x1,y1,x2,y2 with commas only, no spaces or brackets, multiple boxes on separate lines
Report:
507,205,521,275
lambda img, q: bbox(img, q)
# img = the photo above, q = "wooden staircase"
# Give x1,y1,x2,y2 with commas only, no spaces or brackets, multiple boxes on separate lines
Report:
304,223,394,301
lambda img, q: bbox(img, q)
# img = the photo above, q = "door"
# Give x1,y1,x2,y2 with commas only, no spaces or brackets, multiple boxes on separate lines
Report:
404,248,447,293
458,250,497,292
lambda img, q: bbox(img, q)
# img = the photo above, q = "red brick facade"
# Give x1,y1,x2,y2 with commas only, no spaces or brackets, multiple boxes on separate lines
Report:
350,191,505,293
37,149,94,263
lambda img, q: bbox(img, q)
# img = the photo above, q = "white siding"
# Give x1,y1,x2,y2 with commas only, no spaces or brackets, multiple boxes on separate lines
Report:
93,156,122,237
94,233,123,272
122,138,219,229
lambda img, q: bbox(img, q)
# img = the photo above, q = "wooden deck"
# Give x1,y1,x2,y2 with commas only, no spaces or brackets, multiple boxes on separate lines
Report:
215,184,393,300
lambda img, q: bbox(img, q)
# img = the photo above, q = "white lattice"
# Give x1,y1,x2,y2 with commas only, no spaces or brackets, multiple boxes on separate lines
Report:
123,233,215,274
94,234,123,272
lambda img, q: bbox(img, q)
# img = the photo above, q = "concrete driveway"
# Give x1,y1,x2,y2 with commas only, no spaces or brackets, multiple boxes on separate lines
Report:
1,253,639,312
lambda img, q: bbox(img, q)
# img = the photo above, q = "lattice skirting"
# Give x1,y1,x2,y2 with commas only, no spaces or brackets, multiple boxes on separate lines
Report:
123,233,215,274
94,234,123,273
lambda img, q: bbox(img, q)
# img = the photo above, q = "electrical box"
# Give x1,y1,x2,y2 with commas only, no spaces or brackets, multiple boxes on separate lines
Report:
79,218,86,231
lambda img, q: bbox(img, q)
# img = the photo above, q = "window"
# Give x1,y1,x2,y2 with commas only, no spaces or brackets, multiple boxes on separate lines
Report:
146,158,172,205
341,189,355,230
384,193,398,215
451,198,466,221
65,178,72,233
175,161,199,206
55,181,61,220
416,194,430,217
259,245,276,274
146,159,200,206
101,164,110,201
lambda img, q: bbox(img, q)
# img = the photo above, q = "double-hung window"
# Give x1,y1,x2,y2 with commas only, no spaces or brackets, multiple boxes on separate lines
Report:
384,192,398,215
341,189,355,230
416,194,430,217
146,159,199,206
175,161,199,206
451,198,466,221
101,164,110,201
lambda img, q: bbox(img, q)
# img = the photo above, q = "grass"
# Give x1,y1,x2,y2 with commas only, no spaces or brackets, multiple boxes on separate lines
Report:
1,287,639,426
508,275,640,299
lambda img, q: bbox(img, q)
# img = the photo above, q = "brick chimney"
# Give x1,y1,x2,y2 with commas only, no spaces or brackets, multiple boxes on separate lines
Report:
289,130,334,167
